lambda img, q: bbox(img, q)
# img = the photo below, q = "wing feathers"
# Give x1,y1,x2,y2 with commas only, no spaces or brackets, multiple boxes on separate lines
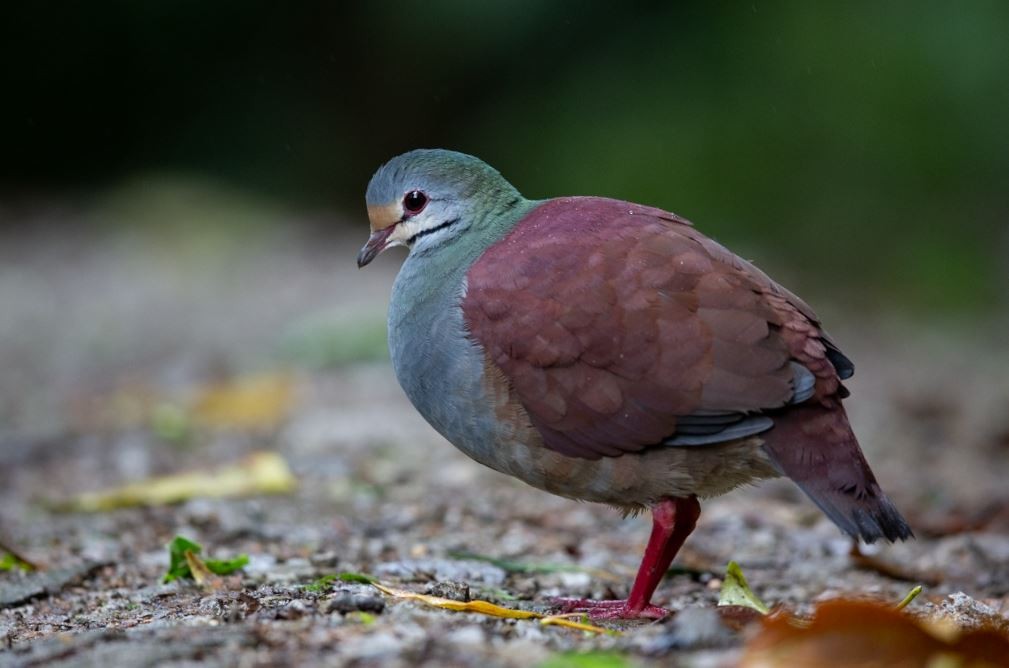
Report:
462,197,851,460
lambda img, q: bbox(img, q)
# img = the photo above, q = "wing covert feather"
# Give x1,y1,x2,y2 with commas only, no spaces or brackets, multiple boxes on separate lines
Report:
462,197,846,460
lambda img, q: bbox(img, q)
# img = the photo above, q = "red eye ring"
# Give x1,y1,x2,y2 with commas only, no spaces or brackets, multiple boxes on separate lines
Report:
403,190,428,215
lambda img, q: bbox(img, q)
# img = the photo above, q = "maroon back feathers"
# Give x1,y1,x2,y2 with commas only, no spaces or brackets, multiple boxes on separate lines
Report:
462,197,911,542
462,197,835,458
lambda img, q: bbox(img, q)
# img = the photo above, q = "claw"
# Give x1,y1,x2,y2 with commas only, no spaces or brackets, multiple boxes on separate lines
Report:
551,597,670,620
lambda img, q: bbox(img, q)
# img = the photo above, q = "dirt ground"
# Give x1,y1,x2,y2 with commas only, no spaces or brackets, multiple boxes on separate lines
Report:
2,204,1009,667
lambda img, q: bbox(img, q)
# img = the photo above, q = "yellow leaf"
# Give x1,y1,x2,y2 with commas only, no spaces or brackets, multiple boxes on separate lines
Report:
894,584,923,611
184,550,223,589
718,561,770,615
372,583,540,619
59,451,297,512
372,583,615,634
540,615,617,635
192,373,295,430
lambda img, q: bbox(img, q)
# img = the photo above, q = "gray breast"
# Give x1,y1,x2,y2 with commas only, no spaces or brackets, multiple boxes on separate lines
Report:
387,255,502,468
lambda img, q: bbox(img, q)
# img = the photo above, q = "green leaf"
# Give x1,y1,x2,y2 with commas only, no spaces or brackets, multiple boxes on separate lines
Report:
717,561,770,614
164,535,204,583
537,651,634,668
336,571,377,584
162,535,247,583
150,402,192,444
1,551,35,571
304,571,377,592
204,554,250,575
304,574,340,593
895,584,923,611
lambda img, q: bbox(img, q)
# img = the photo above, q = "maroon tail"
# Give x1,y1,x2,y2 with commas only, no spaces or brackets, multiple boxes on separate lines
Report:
761,401,912,543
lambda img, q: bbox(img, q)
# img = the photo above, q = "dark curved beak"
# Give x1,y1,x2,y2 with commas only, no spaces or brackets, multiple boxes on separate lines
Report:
357,226,396,268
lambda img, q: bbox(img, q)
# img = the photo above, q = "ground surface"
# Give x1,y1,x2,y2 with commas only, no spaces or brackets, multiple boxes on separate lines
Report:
2,203,1009,667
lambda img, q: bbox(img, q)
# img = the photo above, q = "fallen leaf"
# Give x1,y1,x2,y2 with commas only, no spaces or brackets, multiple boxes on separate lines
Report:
192,372,294,430
373,583,540,618
895,585,924,611
0,553,33,572
304,575,338,593
740,599,1009,668
184,550,223,589
150,401,193,444
164,535,203,583
58,451,296,511
849,541,942,585
163,535,248,584
540,615,621,635
717,561,770,615
336,571,378,585
0,538,38,572
372,583,614,635
304,572,377,592
537,650,635,667
716,605,767,631
84,372,295,436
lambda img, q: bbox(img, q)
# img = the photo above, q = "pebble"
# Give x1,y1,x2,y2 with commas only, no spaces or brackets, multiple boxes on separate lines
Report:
424,580,471,602
444,625,485,647
326,593,386,615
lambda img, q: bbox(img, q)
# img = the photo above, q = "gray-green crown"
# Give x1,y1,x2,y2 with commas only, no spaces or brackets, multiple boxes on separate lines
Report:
366,149,522,209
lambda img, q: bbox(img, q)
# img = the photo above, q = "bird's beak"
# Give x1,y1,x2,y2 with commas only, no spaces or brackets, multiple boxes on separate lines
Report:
357,226,396,268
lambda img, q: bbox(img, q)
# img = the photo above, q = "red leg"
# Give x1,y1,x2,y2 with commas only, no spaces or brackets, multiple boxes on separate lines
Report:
554,496,701,620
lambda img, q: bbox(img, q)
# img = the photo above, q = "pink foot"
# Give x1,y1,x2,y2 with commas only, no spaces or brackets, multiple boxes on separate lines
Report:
552,597,670,620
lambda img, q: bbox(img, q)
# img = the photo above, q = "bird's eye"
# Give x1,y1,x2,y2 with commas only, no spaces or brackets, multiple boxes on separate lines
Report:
403,190,428,215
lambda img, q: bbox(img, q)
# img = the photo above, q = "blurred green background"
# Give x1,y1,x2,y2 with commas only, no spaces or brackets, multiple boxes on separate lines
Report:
2,1,1006,312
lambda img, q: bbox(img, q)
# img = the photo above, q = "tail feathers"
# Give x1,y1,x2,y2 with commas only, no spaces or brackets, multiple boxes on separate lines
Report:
789,475,912,543
762,402,913,543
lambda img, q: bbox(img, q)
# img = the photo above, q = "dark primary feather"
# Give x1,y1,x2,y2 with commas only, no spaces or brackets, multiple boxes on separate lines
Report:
761,401,912,542
824,340,855,379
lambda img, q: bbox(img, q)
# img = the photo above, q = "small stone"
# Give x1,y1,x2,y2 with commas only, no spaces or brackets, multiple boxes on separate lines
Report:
557,571,591,590
445,625,485,646
276,600,309,620
638,606,736,654
309,551,340,568
423,580,471,602
326,593,356,614
326,593,385,615
354,595,386,614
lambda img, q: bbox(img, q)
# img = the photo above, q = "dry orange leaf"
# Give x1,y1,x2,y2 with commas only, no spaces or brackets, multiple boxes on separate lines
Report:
372,583,615,634
741,599,1009,668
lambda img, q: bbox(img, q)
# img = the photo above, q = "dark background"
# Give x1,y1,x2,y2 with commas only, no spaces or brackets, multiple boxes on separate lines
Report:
3,5,1009,663
2,2,1007,310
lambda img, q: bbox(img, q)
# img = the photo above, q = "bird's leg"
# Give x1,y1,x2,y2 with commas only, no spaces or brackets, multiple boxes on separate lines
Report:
554,495,701,620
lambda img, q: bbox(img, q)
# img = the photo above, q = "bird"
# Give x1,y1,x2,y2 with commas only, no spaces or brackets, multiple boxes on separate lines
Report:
357,149,912,620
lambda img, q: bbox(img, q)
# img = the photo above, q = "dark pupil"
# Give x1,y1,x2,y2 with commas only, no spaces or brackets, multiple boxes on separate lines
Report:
404,191,427,213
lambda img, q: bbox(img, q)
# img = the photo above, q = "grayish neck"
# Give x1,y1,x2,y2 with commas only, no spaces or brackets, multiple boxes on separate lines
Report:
386,199,538,450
